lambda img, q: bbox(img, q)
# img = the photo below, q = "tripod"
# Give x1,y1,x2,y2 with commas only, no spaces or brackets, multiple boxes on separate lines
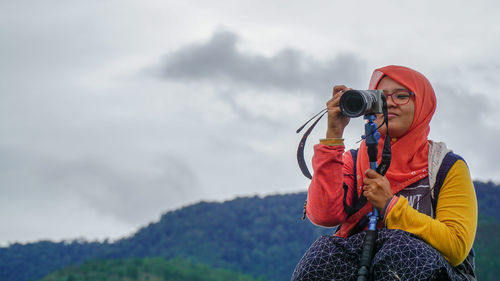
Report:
357,113,381,281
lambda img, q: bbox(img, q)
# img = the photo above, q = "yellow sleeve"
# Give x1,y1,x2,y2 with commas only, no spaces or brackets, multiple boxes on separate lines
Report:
385,160,477,266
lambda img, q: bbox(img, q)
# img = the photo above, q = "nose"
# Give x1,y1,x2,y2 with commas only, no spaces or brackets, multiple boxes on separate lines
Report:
385,95,397,107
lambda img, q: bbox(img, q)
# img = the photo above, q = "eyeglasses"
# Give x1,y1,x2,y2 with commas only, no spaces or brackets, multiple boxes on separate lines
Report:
383,89,414,105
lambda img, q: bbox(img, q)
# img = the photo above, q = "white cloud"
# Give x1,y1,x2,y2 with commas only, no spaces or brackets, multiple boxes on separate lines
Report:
0,0,499,245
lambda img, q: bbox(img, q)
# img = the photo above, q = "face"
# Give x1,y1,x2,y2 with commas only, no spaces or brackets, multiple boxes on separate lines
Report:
375,77,415,138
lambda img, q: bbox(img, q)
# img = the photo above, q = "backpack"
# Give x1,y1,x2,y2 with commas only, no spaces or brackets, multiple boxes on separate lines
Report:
432,151,476,280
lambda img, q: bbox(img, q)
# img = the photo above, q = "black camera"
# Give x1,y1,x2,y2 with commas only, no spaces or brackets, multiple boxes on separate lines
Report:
339,90,384,117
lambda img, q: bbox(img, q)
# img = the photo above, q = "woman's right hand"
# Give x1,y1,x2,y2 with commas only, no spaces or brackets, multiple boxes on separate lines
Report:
326,85,351,138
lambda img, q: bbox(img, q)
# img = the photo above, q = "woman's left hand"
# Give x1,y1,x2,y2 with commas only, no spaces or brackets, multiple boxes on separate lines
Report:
362,169,394,211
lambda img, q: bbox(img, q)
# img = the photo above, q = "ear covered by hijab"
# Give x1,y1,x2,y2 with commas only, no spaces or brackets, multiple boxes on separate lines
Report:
336,65,438,238
359,65,437,194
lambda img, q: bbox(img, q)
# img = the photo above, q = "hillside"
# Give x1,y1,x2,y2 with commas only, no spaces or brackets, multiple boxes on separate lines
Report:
0,181,499,281
39,257,267,281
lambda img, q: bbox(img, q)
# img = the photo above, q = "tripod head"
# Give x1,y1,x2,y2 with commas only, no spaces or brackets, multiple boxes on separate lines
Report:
364,114,381,170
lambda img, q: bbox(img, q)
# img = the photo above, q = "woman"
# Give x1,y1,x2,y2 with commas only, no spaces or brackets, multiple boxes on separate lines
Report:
291,65,477,281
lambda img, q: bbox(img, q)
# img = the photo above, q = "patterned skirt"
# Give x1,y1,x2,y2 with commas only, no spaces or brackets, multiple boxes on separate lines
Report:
291,229,467,281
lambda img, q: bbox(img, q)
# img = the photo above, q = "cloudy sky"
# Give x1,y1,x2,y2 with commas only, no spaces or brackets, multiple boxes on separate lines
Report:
1,0,499,245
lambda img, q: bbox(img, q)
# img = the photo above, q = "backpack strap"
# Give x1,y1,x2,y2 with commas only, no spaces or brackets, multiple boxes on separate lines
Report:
431,152,465,213
342,149,369,217
430,152,476,279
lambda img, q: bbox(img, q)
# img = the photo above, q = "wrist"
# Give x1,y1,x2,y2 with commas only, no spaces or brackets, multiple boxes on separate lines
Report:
382,196,399,222
326,129,343,139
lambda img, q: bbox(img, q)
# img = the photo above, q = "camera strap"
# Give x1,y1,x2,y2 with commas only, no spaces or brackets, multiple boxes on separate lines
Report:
376,96,391,176
296,108,328,179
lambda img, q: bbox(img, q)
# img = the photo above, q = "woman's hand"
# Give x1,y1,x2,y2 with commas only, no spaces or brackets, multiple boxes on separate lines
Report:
362,169,393,211
326,85,351,138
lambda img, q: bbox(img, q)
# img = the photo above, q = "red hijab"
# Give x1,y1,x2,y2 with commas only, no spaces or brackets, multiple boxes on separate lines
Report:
337,65,437,237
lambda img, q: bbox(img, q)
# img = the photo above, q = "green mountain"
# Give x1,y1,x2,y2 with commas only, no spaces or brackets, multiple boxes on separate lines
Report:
39,257,267,281
1,181,499,281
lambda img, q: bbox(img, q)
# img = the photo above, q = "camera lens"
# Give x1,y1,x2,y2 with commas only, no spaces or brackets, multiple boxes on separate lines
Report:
342,93,364,117
340,90,371,117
